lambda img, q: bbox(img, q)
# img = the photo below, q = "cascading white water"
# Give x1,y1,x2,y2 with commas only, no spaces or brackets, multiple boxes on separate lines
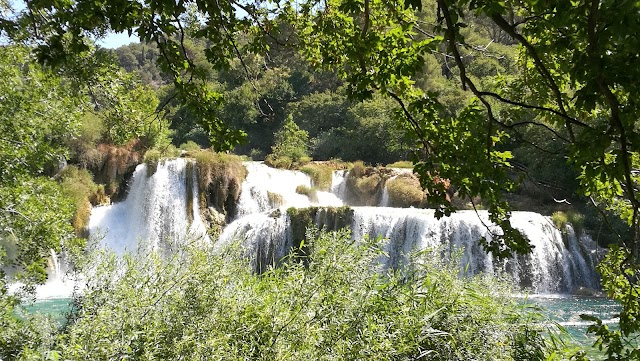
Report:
89,158,208,254
330,170,349,201
234,162,343,219
221,206,599,293
351,208,599,293
80,159,600,295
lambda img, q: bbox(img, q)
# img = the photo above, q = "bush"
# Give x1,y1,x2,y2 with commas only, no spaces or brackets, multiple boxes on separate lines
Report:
567,210,585,234
143,149,162,176
551,211,568,231
54,230,558,360
58,166,103,236
386,174,425,207
349,160,367,178
266,115,309,168
344,162,387,205
249,148,265,161
300,163,334,191
179,141,201,153
265,154,293,169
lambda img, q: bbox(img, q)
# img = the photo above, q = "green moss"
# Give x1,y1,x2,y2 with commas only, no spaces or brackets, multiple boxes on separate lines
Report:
386,174,425,207
195,150,247,222
315,206,354,231
143,149,162,176
287,207,318,246
386,160,413,169
300,164,333,191
295,185,319,203
287,206,354,254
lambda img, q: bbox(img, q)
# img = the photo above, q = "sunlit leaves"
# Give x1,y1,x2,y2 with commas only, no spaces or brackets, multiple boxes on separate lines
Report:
54,230,551,359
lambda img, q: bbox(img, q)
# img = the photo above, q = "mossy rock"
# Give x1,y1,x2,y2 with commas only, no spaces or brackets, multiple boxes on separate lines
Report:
295,185,318,203
386,174,425,208
195,150,247,222
300,163,334,191
344,163,390,205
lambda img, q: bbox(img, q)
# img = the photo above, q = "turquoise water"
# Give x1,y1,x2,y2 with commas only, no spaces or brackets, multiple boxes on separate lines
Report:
18,298,73,324
526,294,620,357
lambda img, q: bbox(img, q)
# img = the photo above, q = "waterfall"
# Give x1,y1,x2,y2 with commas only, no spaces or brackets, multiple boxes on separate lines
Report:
82,159,600,295
221,206,599,293
330,170,349,201
89,158,209,254
234,162,343,219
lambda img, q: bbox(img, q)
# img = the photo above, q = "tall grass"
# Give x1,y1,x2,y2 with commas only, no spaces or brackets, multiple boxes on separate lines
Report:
53,229,560,360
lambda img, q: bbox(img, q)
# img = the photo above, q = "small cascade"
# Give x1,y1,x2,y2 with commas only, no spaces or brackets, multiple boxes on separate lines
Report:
89,158,208,254
330,170,349,201
218,211,292,273
378,175,397,207
234,162,343,219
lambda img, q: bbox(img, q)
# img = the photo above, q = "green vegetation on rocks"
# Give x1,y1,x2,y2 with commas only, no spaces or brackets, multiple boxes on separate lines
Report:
386,174,426,208
295,185,318,203
300,163,334,191
143,149,162,176
195,151,247,222
345,162,389,205
59,166,107,237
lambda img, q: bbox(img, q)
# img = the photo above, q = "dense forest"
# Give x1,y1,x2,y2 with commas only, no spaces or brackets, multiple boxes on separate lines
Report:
2,0,640,359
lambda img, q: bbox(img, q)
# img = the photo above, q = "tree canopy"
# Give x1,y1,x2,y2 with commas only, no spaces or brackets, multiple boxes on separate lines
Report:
2,0,640,358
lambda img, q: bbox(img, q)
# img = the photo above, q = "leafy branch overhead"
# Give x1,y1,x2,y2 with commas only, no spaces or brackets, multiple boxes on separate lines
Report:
3,0,640,358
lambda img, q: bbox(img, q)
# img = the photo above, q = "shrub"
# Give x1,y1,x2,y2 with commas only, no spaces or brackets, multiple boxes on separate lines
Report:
355,173,382,195
162,144,182,158
55,230,559,360
295,185,318,203
567,210,585,234
349,160,367,178
249,148,265,161
386,174,425,207
344,162,386,205
143,149,162,176
551,211,568,231
266,115,309,168
265,154,293,169
300,163,333,191
179,141,201,153
59,166,101,236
